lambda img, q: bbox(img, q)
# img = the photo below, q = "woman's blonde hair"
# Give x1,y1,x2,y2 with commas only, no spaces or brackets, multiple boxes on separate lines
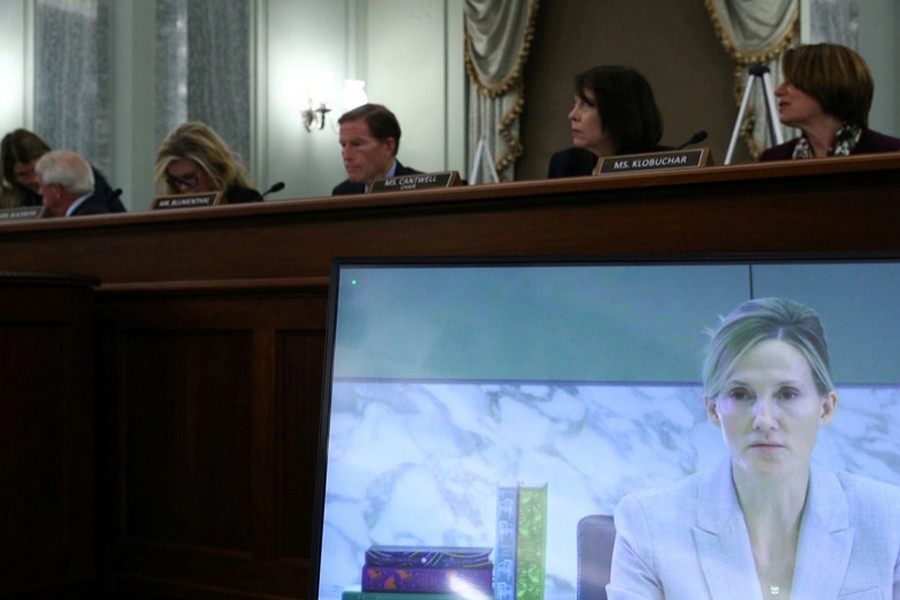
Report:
154,122,254,194
702,297,835,400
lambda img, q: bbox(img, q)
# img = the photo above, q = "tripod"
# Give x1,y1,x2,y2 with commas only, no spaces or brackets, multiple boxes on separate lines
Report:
469,136,501,184
725,64,784,165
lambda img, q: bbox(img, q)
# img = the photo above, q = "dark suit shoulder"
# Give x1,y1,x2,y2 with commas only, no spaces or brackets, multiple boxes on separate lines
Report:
332,180,366,196
331,161,422,196
91,166,127,212
224,184,262,204
760,129,900,162
394,162,422,176
856,129,900,153
70,194,111,216
548,147,596,178
759,139,799,162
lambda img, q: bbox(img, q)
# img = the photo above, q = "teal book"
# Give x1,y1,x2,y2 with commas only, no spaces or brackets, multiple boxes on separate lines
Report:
515,484,548,600
494,486,519,599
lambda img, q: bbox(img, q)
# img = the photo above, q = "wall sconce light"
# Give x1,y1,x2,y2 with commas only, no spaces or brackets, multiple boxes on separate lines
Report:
300,78,367,132
302,100,331,131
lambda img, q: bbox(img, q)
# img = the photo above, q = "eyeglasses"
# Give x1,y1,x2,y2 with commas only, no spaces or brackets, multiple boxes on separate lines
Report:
167,171,201,189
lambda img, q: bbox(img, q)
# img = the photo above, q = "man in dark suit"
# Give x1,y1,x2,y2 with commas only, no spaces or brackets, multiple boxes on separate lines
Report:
34,150,110,217
332,103,421,195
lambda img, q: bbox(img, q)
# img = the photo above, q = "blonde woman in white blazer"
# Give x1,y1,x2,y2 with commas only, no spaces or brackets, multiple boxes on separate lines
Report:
608,298,900,600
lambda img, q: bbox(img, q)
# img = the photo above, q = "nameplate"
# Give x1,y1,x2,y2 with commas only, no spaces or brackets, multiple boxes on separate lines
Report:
0,205,48,221
596,148,711,175
370,171,461,193
152,191,223,210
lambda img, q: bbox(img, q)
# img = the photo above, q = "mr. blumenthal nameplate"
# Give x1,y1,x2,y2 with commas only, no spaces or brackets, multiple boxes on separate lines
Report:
596,148,711,175
152,190,223,210
370,171,461,193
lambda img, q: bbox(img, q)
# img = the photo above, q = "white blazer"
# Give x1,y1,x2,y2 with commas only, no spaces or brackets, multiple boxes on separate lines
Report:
607,459,900,600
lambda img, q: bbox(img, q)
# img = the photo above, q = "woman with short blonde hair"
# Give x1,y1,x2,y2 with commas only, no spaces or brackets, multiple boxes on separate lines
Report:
608,297,900,599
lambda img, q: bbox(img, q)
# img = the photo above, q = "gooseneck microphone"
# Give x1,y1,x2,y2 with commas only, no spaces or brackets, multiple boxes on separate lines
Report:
260,181,286,200
676,130,708,150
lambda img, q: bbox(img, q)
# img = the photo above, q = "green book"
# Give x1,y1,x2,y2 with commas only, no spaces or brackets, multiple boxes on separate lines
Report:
342,588,483,600
515,484,548,600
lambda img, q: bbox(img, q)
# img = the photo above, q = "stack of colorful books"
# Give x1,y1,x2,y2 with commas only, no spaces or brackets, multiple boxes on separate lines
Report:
494,484,548,600
342,545,494,600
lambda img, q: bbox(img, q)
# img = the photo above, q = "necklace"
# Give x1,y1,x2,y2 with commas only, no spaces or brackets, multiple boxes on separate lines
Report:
769,585,780,596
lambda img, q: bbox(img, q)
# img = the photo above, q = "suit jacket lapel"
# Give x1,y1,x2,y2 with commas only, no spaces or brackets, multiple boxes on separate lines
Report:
693,460,764,600
692,461,855,600
790,464,854,600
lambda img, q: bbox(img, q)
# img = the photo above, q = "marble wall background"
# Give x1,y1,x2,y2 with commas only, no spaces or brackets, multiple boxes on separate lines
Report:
317,380,900,600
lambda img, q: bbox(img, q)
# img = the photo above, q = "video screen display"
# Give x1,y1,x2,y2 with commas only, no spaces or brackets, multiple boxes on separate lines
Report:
310,259,900,600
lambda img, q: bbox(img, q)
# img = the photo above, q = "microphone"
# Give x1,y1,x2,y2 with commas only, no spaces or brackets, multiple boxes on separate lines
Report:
676,130,708,150
260,181,285,200
107,188,126,212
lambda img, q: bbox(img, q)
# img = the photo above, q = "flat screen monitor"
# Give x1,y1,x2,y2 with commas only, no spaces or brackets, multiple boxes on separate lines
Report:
309,257,900,600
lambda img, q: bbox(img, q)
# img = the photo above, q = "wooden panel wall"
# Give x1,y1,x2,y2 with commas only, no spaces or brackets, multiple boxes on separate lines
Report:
96,283,327,598
0,273,97,598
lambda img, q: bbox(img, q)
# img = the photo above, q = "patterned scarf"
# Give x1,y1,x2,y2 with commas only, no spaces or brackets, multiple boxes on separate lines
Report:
791,124,862,159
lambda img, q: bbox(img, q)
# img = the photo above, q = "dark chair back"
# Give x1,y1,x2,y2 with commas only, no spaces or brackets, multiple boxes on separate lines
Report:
577,514,616,600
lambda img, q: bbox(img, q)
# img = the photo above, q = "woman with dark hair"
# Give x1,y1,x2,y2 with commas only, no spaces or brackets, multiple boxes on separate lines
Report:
548,66,665,178
155,122,260,204
1,129,52,208
760,43,900,160
1,128,125,211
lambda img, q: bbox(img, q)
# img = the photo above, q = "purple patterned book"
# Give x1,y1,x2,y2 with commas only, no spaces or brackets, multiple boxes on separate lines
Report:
361,565,494,594
364,545,492,568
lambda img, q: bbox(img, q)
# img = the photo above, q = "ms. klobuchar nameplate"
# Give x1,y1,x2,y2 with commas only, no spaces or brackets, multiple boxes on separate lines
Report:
152,190,223,210
0,205,49,221
370,171,461,193
596,148,712,175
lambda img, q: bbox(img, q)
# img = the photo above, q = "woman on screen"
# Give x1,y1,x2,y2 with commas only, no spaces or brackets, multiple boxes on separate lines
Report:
547,66,664,178
155,121,261,204
760,43,900,161
607,297,900,599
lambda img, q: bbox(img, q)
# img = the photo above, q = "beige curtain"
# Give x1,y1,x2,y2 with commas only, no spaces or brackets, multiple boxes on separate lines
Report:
706,0,800,156
465,0,540,182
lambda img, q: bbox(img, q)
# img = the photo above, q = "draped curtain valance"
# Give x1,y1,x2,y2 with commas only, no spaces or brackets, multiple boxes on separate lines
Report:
464,0,540,181
706,0,799,156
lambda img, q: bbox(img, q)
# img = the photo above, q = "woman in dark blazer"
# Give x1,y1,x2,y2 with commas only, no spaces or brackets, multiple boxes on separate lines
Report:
548,66,664,178
760,43,900,161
